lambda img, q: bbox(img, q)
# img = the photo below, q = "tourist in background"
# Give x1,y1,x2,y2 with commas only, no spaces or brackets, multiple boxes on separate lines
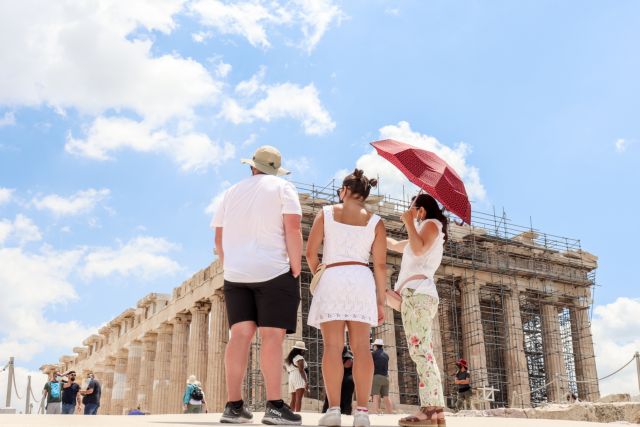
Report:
387,194,448,426
306,168,387,427
286,341,309,412
213,145,303,425
183,375,207,413
79,372,101,415
321,346,355,415
42,371,62,414
454,359,472,411
60,370,82,414
370,339,394,414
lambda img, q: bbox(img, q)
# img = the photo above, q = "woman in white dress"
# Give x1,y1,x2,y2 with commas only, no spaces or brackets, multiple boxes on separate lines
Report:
387,194,448,427
286,341,309,412
306,169,387,427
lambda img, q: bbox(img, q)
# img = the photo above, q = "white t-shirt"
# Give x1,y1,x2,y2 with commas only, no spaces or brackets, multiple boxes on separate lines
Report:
211,174,302,283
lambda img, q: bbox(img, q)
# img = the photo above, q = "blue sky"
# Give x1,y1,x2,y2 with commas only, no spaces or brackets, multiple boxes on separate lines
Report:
0,0,638,400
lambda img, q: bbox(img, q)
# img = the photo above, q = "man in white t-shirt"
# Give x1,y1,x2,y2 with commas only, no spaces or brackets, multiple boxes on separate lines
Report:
212,145,303,425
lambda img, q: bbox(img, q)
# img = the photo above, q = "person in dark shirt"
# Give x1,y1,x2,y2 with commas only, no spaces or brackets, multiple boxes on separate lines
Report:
454,359,472,411
60,371,82,414
371,339,394,414
42,372,63,414
80,372,102,415
322,347,355,415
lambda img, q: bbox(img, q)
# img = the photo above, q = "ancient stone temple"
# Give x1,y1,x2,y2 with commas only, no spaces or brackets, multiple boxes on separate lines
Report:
43,183,599,414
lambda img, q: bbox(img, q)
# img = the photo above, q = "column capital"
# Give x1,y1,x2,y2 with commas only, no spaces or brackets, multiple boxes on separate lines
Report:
191,300,211,314
157,322,173,334
172,312,192,325
142,332,158,346
115,348,129,359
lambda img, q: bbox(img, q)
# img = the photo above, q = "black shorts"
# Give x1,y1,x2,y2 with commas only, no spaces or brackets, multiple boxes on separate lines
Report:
223,271,300,334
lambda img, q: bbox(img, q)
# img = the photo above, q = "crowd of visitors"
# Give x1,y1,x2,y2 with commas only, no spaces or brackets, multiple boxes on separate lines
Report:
43,370,101,415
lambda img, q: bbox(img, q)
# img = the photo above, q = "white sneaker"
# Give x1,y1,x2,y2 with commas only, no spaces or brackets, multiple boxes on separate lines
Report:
353,411,370,427
318,408,341,427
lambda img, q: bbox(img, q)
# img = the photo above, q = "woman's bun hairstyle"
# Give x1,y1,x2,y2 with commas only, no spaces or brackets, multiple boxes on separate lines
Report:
342,168,377,200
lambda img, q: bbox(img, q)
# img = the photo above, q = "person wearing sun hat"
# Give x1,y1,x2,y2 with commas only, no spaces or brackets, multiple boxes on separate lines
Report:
285,341,309,412
212,145,303,425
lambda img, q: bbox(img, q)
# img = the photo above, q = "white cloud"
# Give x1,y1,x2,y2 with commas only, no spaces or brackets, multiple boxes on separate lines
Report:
0,245,96,364
0,111,16,127
384,8,400,16
0,0,219,124
215,61,232,78
192,30,214,43
615,138,630,153
0,187,14,205
0,214,42,246
285,156,311,175
592,297,640,397
190,0,343,52
190,0,292,49
65,116,235,172
32,188,110,216
345,121,486,203
205,181,232,219
81,236,182,280
294,0,345,54
222,80,335,135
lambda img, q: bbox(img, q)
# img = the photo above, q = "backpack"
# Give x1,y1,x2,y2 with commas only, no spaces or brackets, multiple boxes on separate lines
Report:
49,382,61,399
190,385,203,401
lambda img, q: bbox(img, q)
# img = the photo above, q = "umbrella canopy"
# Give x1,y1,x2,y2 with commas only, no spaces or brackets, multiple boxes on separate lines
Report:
371,139,472,224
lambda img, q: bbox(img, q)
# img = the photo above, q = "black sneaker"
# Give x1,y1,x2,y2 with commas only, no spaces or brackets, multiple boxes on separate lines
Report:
262,401,302,425
220,402,253,424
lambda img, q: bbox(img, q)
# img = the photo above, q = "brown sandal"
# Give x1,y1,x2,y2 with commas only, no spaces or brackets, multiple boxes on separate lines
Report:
398,407,444,427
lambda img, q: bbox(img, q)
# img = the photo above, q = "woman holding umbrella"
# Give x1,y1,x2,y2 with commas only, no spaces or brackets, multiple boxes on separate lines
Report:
387,194,448,426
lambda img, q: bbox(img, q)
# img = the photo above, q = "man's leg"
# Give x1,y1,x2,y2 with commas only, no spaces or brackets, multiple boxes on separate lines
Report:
371,395,380,414
259,326,286,401
225,321,257,402
383,396,394,414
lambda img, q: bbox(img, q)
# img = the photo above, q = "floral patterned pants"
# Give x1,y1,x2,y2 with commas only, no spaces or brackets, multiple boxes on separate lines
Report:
401,289,445,407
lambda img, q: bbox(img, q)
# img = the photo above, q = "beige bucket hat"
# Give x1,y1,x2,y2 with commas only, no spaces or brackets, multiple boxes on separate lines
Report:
241,145,290,176
187,375,197,384
292,341,307,351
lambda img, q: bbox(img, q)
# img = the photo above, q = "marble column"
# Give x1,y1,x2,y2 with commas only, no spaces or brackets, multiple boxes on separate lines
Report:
206,293,229,412
503,288,531,407
570,306,600,401
541,304,569,402
460,279,488,408
111,349,128,415
124,340,143,412
169,313,191,413
187,301,211,383
152,323,173,414
101,358,115,414
137,332,157,411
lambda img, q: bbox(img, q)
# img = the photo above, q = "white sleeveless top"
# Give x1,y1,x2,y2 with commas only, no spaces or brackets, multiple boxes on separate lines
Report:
321,205,380,265
395,219,444,300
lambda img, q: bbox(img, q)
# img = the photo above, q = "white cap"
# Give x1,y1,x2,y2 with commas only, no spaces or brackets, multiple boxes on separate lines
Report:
373,339,384,346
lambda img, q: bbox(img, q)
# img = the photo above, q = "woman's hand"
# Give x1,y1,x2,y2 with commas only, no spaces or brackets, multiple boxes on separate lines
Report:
401,208,417,225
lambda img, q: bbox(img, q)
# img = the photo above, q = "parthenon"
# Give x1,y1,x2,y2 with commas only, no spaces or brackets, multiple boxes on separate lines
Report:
43,183,600,414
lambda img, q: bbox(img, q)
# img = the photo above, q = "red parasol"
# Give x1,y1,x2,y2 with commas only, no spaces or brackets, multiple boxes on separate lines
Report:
371,139,472,224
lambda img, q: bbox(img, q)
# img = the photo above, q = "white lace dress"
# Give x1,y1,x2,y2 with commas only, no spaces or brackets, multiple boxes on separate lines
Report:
307,205,381,328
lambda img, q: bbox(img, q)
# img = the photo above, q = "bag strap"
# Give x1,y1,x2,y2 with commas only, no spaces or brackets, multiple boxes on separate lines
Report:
396,274,428,293
326,261,369,269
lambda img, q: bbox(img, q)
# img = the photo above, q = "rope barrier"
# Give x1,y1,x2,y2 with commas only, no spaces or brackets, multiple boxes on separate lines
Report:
29,385,41,403
11,368,23,400
562,354,637,384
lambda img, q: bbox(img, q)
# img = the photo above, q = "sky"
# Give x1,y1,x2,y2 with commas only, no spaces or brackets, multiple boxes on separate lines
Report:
0,0,639,409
